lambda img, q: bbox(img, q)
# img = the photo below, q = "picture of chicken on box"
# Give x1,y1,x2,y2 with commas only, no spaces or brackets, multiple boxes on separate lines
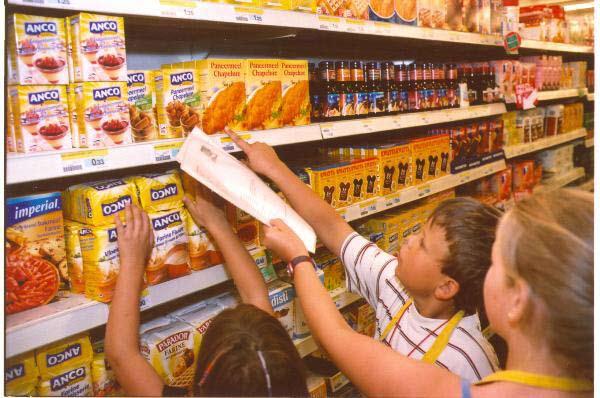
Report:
240,59,282,130
280,60,310,127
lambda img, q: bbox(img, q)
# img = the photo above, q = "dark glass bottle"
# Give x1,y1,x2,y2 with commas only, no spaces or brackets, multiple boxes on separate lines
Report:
480,63,494,104
336,61,354,120
366,62,386,117
434,64,447,109
447,63,460,108
319,61,341,121
351,61,370,118
488,64,501,103
408,63,423,112
381,62,399,115
422,63,434,111
309,63,322,122
395,64,409,113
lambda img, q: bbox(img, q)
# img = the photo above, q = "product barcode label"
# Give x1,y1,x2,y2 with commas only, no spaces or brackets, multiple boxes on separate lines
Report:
234,6,264,23
61,149,108,175
217,134,251,152
139,289,151,310
320,123,334,138
383,193,400,208
318,15,341,31
359,199,376,216
416,184,431,198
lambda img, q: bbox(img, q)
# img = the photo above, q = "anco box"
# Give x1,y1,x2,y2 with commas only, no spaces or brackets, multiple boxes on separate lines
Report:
7,14,69,85
127,70,159,142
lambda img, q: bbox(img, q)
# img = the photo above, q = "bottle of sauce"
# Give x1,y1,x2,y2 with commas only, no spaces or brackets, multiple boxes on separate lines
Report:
465,64,480,105
351,61,370,119
408,63,423,112
319,61,341,121
446,64,460,108
381,62,399,115
366,62,386,117
435,64,448,109
395,63,409,113
336,61,354,120
309,63,322,122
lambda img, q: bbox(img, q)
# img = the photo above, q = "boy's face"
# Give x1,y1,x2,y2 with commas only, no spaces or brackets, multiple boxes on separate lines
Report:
395,220,450,300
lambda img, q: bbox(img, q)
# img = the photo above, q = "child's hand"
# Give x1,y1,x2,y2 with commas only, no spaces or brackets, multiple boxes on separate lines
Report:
115,204,154,276
224,127,285,178
262,219,308,264
183,187,228,230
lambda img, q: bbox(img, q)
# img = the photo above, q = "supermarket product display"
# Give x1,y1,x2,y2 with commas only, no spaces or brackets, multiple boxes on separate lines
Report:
4,1,594,396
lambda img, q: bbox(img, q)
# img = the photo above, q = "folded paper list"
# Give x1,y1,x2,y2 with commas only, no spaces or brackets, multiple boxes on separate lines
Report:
176,129,317,253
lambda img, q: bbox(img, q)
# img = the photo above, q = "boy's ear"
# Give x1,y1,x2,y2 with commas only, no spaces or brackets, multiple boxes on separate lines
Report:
434,277,460,302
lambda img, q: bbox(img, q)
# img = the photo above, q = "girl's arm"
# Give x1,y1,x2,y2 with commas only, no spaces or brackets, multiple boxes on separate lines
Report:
262,219,463,398
183,186,272,315
105,205,164,397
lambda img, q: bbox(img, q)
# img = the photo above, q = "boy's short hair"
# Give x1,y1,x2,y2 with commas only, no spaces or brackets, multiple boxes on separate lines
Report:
429,197,502,315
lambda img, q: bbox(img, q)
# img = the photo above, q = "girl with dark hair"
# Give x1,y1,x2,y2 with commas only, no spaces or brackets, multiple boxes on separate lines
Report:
105,188,308,397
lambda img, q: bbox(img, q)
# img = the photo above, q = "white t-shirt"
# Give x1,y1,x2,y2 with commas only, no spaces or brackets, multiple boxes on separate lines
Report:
340,232,499,382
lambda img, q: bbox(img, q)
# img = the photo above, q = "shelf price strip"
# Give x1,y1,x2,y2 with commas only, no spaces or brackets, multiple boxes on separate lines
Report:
234,6,264,23
153,141,183,163
61,149,108,174
159,0,197,18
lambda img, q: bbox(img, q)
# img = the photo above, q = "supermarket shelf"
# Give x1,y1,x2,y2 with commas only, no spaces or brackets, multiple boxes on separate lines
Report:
295,288,362,358
585,138,594,148
521,40,594,54
7,104,506,183
321,103,507,139
6,265,229,358
537,88,588,102
577,179,594,192
534,167,586,193
338,159,507,222
6,125,324,184
504,128,587,159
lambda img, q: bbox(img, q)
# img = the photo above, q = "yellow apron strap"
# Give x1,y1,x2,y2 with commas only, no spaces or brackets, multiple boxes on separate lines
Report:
475,370,593,392
421,310,464,364
482,325,494,340
379,298,413,342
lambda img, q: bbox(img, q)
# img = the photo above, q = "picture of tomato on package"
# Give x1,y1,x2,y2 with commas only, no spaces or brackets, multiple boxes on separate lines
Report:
6,192,68,315
8,14,69,85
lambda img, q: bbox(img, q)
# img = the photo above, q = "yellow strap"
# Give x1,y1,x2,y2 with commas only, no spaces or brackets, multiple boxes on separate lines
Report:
475,370,593,392
421,310,464,364
379,298,413,342
379,299,464,365
482,325,494,339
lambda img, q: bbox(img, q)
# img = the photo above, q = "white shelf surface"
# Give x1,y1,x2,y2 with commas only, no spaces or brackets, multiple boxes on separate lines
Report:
504,128,587,158
585,138,594,148
295,288,362,358
534,167,586,192
520,40,594,54
338,159,507,222
321,103,507,139
7,104,506,184
6,264,229,358
537,88,588,101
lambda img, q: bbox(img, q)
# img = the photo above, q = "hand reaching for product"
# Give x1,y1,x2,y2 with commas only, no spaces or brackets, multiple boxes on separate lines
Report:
115,204,154,275
183,187,229,230
262,219,309,264
224,127,285,178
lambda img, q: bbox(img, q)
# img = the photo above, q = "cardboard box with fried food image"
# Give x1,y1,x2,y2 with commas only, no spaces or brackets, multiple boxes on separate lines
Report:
280,60,310,127
6,192,68,314
156,63,202,139
196,59,246,135
239,59,282,131
127,70,159,142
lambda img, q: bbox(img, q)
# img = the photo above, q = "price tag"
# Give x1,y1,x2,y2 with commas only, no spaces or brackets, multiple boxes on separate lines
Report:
459,170,473,184
362,121,374,133
373,21,392,35
61,149,108,174
318,15,342,31
154,142,183,163
234,6,264,23
321,123,335,138
383,192,400,208
159,0,197,18
359,199,376,216
44,0,71,5
139,288,151,310
218,134,251,152
346,19,365,33
416,184,431,198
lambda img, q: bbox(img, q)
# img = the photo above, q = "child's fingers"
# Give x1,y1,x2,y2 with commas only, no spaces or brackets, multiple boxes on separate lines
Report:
115,214,125,236
125,204,134,233
224,127,251,153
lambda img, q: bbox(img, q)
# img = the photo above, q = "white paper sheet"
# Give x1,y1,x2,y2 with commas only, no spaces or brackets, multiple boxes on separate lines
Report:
176,129,317,253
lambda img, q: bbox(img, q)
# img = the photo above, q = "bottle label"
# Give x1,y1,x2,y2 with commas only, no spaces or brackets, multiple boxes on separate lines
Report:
340,93,355,117
483,87,494,103
354,92,370,115
311,94,322,120
386,90,400,113
437,88,448,108
447,88,458,107
419,89,430,110
408,90,420,111
399,90,409,112
369,91,385,114
323,93,341,119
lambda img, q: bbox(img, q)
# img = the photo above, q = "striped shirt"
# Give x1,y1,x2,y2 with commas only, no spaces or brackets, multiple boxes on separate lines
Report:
340,232,499,382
